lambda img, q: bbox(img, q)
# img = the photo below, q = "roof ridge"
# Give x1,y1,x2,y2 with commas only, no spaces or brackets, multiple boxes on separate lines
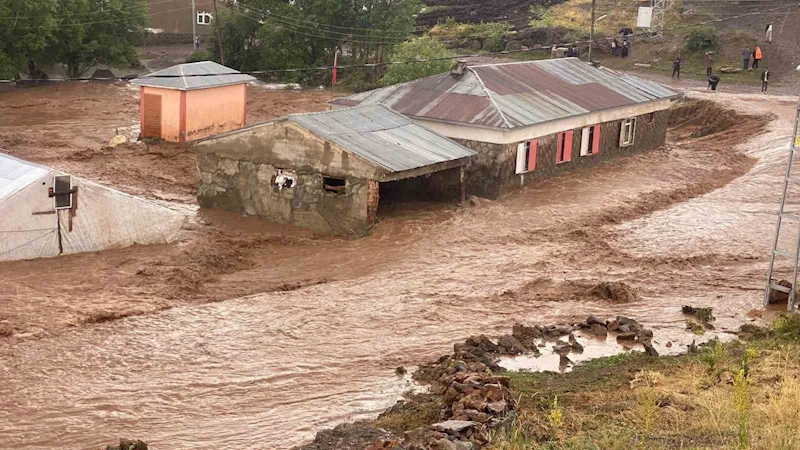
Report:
467,67,511,129
470,57,579,68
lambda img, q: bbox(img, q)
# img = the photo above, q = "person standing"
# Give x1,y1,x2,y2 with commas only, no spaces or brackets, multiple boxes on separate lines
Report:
765,22,773,43
743,47,752,70
752,44,763,69
761,68,770,93
622,41,629,58
704,51,714,76
611,38,618,57
672,56,682,79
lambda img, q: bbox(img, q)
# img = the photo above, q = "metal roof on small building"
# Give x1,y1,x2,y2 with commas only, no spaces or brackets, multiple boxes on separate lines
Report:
131,61,256,91
287,105,475,173
0,152,50,200
331,58,678,130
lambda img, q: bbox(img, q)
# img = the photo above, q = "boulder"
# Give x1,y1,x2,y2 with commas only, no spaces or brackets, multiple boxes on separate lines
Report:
487,400,508,414
496,334,527,355
455,441,475,450
106,440,147,450
643,341,659,357
437,438,458,450
432,420,478,434
109,134,128,147
616,332,637,341
586,315,605,326
588,323,608,337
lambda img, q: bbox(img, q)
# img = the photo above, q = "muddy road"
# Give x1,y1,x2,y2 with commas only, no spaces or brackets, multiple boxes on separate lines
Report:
0,84,797,449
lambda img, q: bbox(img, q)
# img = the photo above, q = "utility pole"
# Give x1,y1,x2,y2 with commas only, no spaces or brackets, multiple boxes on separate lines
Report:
192,0,197,51
212,0,225,65
588,0,596,62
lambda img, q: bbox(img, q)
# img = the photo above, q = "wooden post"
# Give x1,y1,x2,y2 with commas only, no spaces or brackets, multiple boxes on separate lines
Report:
212,0,225,65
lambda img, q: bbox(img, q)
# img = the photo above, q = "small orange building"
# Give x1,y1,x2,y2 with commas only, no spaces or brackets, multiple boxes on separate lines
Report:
132,61,255,143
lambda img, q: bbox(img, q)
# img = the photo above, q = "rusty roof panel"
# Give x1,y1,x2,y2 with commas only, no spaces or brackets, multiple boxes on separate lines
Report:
332,58,678,130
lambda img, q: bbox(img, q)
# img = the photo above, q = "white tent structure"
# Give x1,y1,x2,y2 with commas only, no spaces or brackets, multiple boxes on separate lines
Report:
0,152,187,262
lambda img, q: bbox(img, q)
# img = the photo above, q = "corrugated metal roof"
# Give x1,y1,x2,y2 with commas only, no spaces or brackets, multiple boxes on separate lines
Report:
288,105,475,173
0,152,50,200
332,58,679,130
131,61,256,91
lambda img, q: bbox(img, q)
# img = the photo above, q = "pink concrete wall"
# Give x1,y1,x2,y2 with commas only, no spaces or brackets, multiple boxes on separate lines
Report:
141,86,183,142
185,84,247,142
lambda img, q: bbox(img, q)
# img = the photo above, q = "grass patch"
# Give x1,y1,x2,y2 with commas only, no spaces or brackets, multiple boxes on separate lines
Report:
373,393,441,434
489,314,800,450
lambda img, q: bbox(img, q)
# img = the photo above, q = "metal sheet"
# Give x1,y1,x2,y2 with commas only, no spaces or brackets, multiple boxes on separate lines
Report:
332,58,678,130
288,104,475,174
0,152,50,200
131,61,255,91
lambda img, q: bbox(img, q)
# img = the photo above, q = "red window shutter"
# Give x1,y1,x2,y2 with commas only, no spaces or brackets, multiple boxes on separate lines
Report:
564,131,573,162
556,133,564,163
528,140,537,171
592,125,601,155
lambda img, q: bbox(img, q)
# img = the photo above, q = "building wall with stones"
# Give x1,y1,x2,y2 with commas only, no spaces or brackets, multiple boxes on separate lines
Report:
195,120,385,236
456,110,668,199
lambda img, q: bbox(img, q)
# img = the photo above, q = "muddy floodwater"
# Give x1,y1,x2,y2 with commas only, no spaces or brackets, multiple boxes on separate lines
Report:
0,90,798,449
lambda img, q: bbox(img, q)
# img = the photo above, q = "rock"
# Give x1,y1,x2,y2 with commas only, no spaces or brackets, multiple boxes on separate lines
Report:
437,438,458,450
432,420,477,434
616,332,637,341
504,39,523,52
512,324,543,347
588,323,608,337
496,334,527,355
464,335,498,353
682,305,715,324
617,316,638,326
666,341,673,348
568,333,584,353
455,441,475,450
462,409,490,423
590,281,640,303
452,361,468,372
467,195,480,208
109,134,128,147
606,319,620,332
553,342,572,356
395,366,407,376
106,440,148,450
487,399,508,414
643,341,659,357
586,315,605,326
619,324,632,333
466,361,487,373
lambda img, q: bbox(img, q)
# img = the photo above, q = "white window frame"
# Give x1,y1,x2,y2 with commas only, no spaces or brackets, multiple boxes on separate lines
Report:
515,141,534,174
619,118,636,147
580,126,591,156
197,11,212,25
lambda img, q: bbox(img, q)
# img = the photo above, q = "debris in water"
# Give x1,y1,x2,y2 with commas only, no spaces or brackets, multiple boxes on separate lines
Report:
682,305,715,328
589,281,640,303
686,321,706,335
768,280,792,305
105,439,147,450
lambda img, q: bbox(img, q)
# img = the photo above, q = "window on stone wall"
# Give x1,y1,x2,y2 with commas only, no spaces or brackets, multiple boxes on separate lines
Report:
323,176,346,194
556,131,573,164
580,125,601,156
648,112,655,123
515,140,537,174
619,118,637,147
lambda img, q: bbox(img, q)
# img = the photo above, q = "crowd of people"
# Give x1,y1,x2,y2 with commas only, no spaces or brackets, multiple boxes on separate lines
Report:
670,21,775,93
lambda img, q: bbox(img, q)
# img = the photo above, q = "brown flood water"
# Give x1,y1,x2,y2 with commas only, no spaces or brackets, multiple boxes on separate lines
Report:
1,91,798,450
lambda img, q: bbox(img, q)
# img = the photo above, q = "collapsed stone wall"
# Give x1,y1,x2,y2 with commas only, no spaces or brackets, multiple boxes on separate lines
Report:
197,152,373,236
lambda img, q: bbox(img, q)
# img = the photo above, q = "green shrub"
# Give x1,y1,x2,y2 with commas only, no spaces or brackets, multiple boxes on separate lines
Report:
186,50,212,63
380,36,453,86
684,25,719,52
529,5,554,29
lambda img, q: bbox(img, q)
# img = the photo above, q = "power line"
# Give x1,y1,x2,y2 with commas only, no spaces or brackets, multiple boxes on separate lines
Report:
0,6,191,31
218,0,416,36
1,2,794,83
0,0,173,21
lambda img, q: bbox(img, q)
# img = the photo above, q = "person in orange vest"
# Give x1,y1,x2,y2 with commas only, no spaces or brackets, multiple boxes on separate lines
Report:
752,45,763,70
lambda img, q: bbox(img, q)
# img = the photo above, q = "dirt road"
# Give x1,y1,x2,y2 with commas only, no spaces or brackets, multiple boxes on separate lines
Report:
0,83,797,449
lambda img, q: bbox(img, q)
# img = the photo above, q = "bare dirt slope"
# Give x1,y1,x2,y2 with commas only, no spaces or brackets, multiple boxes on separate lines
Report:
0,83,340,202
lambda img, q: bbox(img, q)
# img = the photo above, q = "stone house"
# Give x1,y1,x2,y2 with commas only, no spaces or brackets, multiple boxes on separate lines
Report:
195,105,475,235
332,58,680,199
131,61,255,143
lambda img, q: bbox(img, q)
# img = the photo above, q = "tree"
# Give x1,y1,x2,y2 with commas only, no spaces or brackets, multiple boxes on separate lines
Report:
380,36,452,86
0,0,59,78
211,0,421,84
47,0,148,78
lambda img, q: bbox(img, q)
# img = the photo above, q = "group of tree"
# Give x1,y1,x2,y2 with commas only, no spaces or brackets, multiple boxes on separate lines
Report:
0,0,147,79
207,0,453,89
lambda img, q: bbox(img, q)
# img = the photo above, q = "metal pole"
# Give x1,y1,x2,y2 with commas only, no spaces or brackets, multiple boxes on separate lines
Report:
192,0,197,51
589,0,596,62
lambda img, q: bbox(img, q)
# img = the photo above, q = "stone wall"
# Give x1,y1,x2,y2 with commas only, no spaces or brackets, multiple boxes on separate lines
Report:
195,121,382,236
457,110,669,199
197,152,373,235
